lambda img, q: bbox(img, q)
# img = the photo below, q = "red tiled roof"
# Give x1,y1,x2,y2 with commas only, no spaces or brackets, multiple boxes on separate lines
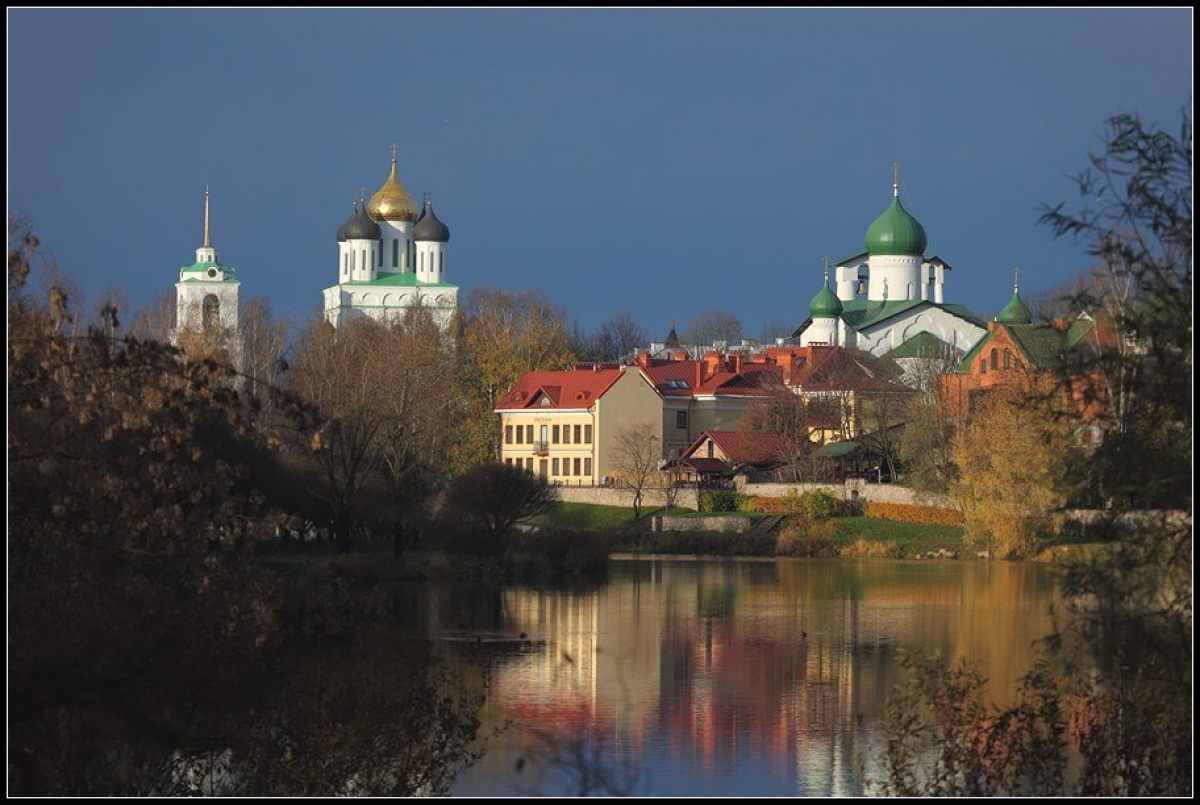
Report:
679,457,732,474
641,360,776,398
682,430,792,466
641,360,699,397
495,368,626,410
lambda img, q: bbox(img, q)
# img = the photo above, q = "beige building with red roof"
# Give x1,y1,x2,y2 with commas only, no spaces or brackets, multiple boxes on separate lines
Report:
494,364,662,485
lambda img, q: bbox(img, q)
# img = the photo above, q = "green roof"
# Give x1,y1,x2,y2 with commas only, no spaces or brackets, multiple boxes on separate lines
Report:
794,299,985,339
343,271,456,288
941,304,987,328
1065,317,1095,348
997,291,1033,324
809,282,843,317
1007,324,1069,369
839,299,924,330
180,260,235,275
886,330,958,359
865,195,928,256
835,250,869,266
957,322,1068,372
818,439,861,458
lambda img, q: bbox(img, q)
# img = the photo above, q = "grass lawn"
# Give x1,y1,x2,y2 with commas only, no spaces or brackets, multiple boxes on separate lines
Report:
833,516,965,556
532,501,693,531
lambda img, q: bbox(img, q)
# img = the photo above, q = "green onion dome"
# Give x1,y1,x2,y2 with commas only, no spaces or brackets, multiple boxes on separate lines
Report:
997,290,1033,324
864,194,928,256
809,281,843,318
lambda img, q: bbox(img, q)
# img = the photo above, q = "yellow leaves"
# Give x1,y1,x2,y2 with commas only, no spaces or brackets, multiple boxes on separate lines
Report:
949,386,1078,557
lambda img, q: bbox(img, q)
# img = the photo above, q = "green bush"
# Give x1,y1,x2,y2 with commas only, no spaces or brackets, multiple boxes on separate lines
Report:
798,489,843,522
699,489,744,513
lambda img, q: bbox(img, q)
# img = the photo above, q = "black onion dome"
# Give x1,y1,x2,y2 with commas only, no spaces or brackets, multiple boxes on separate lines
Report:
412,198,450,243
337,203,382,242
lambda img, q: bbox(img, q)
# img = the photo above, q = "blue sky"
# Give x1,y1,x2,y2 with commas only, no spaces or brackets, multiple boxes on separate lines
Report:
8,9,1192,339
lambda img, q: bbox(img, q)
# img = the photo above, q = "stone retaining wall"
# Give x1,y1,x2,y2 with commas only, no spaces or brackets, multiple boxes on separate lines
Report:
651,515,755,533
555,485,700,509
735,478,954,508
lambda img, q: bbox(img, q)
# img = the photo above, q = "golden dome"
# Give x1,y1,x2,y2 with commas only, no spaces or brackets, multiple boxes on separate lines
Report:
366,153,418,222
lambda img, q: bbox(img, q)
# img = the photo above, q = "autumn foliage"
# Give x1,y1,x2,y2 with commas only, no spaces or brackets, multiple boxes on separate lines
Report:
865,501,964,527
948,382,1081,557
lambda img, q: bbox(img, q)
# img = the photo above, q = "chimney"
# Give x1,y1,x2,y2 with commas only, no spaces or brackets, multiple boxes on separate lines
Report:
694,361,703,388
672,349,688,362
1051,317,1068,331
733,354,742,374
635,350,650,369
704,350,722,376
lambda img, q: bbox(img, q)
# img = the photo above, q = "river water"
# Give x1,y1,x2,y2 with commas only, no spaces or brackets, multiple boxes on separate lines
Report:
399,558,1064,796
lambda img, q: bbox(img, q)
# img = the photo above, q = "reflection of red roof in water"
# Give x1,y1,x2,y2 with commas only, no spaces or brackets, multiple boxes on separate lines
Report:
504,700,608,733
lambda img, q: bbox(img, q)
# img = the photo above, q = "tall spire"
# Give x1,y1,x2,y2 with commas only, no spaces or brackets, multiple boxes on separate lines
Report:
892,162,901,198
823,255,830,283
1013,265,1021,294
203,185,211,248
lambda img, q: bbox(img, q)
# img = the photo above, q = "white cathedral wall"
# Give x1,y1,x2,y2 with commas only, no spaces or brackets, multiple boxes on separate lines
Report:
323,283,459,329
799,317,838,346
378,219,412,272
854,306,987,357
176,281,239,332
867,254,921,302
835,262,865,301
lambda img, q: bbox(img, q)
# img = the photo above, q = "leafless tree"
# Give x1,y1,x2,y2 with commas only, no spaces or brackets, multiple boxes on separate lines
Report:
682,309,742,346
287,317,392,551
591,312,647,361
129,289,177,343
612,424,661,519
441,462,557,552
239,297,290,396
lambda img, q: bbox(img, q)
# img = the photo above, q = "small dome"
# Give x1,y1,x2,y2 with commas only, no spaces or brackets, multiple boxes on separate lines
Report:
809,281,843,318
412,197,450,242
337,203,382,242
367,156,418,222
998,290,1033,324
865,194,928,256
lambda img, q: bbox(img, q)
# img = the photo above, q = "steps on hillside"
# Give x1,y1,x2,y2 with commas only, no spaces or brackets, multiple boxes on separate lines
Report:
753,515,784,534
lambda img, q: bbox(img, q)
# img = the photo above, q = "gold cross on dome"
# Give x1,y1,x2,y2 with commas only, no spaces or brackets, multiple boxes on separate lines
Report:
823,255,830,281
892,162,901,196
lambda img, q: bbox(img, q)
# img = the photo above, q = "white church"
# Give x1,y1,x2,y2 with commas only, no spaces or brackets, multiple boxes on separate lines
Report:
322,147,459,328
794,172,987,360
172,187,242,367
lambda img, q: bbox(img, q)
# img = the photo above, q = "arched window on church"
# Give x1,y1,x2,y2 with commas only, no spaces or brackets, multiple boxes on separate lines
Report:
393,239,399,268
1003,349,1012,369
990,348,998,370
202,294,220,331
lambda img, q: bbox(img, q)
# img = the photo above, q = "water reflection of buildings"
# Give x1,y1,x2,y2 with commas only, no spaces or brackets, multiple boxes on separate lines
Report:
451,560,1061,795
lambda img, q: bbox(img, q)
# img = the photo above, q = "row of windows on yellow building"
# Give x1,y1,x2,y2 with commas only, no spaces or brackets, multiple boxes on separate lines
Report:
504,422,593,446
